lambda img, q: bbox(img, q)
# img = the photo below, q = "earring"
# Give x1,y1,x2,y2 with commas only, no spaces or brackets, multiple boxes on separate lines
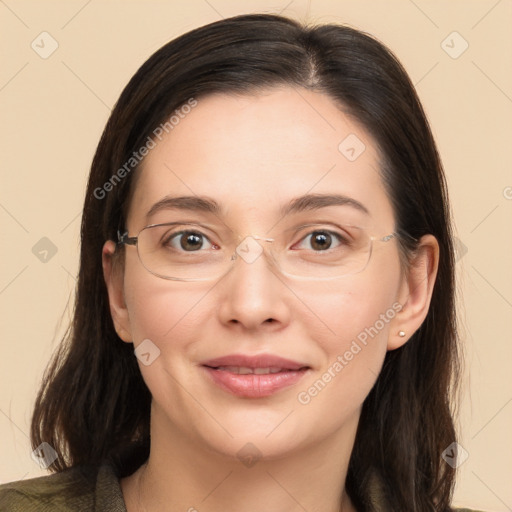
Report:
398,331,406,337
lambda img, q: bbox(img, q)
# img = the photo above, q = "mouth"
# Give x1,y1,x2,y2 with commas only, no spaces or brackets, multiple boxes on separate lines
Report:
200,354,311,398
209,366,301,374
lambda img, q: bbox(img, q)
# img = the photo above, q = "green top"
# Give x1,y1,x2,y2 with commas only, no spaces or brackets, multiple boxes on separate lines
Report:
0,464,125,512
0,463,485,511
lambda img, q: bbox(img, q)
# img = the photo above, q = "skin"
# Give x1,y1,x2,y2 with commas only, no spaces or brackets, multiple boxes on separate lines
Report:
102,87,439,512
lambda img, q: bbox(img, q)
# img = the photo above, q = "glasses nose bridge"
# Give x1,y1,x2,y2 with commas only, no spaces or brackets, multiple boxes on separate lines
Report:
230,233,278,270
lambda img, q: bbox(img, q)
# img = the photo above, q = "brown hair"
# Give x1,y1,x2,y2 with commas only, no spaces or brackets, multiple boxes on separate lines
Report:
31,13,460,511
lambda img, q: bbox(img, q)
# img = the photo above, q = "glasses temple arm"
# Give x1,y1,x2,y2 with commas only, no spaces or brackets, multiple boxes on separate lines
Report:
117,230,138,246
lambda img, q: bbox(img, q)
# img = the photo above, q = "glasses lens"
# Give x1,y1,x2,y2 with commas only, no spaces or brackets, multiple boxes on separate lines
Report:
275,226,372,279
137,224,231,280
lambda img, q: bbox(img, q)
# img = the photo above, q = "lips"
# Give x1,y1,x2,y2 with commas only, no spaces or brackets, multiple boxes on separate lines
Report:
202,354,308,370
201,354,310,398
215,366,286,374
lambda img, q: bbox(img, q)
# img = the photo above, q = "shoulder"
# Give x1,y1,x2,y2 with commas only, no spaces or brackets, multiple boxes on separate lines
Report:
0,463,127,512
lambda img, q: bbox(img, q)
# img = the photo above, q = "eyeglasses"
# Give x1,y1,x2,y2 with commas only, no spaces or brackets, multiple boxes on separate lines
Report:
117,221,397,281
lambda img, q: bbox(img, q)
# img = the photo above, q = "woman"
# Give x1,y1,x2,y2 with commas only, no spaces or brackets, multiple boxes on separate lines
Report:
0,13,484,512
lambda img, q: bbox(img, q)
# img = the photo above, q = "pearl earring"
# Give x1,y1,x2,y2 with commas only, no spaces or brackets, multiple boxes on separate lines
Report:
398,331,406,337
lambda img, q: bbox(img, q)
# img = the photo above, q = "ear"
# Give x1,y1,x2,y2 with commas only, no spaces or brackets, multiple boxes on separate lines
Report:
388,234,439,350
102,240,133,343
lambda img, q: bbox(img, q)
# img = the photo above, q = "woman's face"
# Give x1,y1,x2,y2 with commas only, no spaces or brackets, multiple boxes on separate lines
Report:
107,87,409,460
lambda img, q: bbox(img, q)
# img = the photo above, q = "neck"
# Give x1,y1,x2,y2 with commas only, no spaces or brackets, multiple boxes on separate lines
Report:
122,404,359,512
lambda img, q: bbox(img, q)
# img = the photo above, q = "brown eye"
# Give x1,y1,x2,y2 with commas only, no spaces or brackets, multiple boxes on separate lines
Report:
309,231,332,251
296,230,345,252
166,231,211,251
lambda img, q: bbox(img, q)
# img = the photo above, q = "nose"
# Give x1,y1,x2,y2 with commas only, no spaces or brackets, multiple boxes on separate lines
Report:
216,236,291,330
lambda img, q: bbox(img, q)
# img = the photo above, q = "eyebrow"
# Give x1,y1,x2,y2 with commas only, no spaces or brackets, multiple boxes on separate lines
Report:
145,193,369,220
281,193,369,216
146,195,222,219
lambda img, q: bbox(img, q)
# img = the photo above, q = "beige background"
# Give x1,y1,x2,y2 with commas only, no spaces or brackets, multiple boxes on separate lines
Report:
1,0,511,510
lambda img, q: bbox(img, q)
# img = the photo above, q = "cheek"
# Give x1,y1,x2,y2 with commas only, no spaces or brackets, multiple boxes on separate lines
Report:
307,262,400,346
122,276,210,413
121,251,209,356
292,287,398,440
299,263,401,390
318,296,394,379
125,282,206,342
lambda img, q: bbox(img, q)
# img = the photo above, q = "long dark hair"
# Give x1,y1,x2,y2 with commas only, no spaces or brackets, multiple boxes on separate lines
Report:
31,13,460,511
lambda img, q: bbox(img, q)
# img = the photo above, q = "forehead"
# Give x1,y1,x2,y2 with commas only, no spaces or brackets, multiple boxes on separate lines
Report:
127,87,395,231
